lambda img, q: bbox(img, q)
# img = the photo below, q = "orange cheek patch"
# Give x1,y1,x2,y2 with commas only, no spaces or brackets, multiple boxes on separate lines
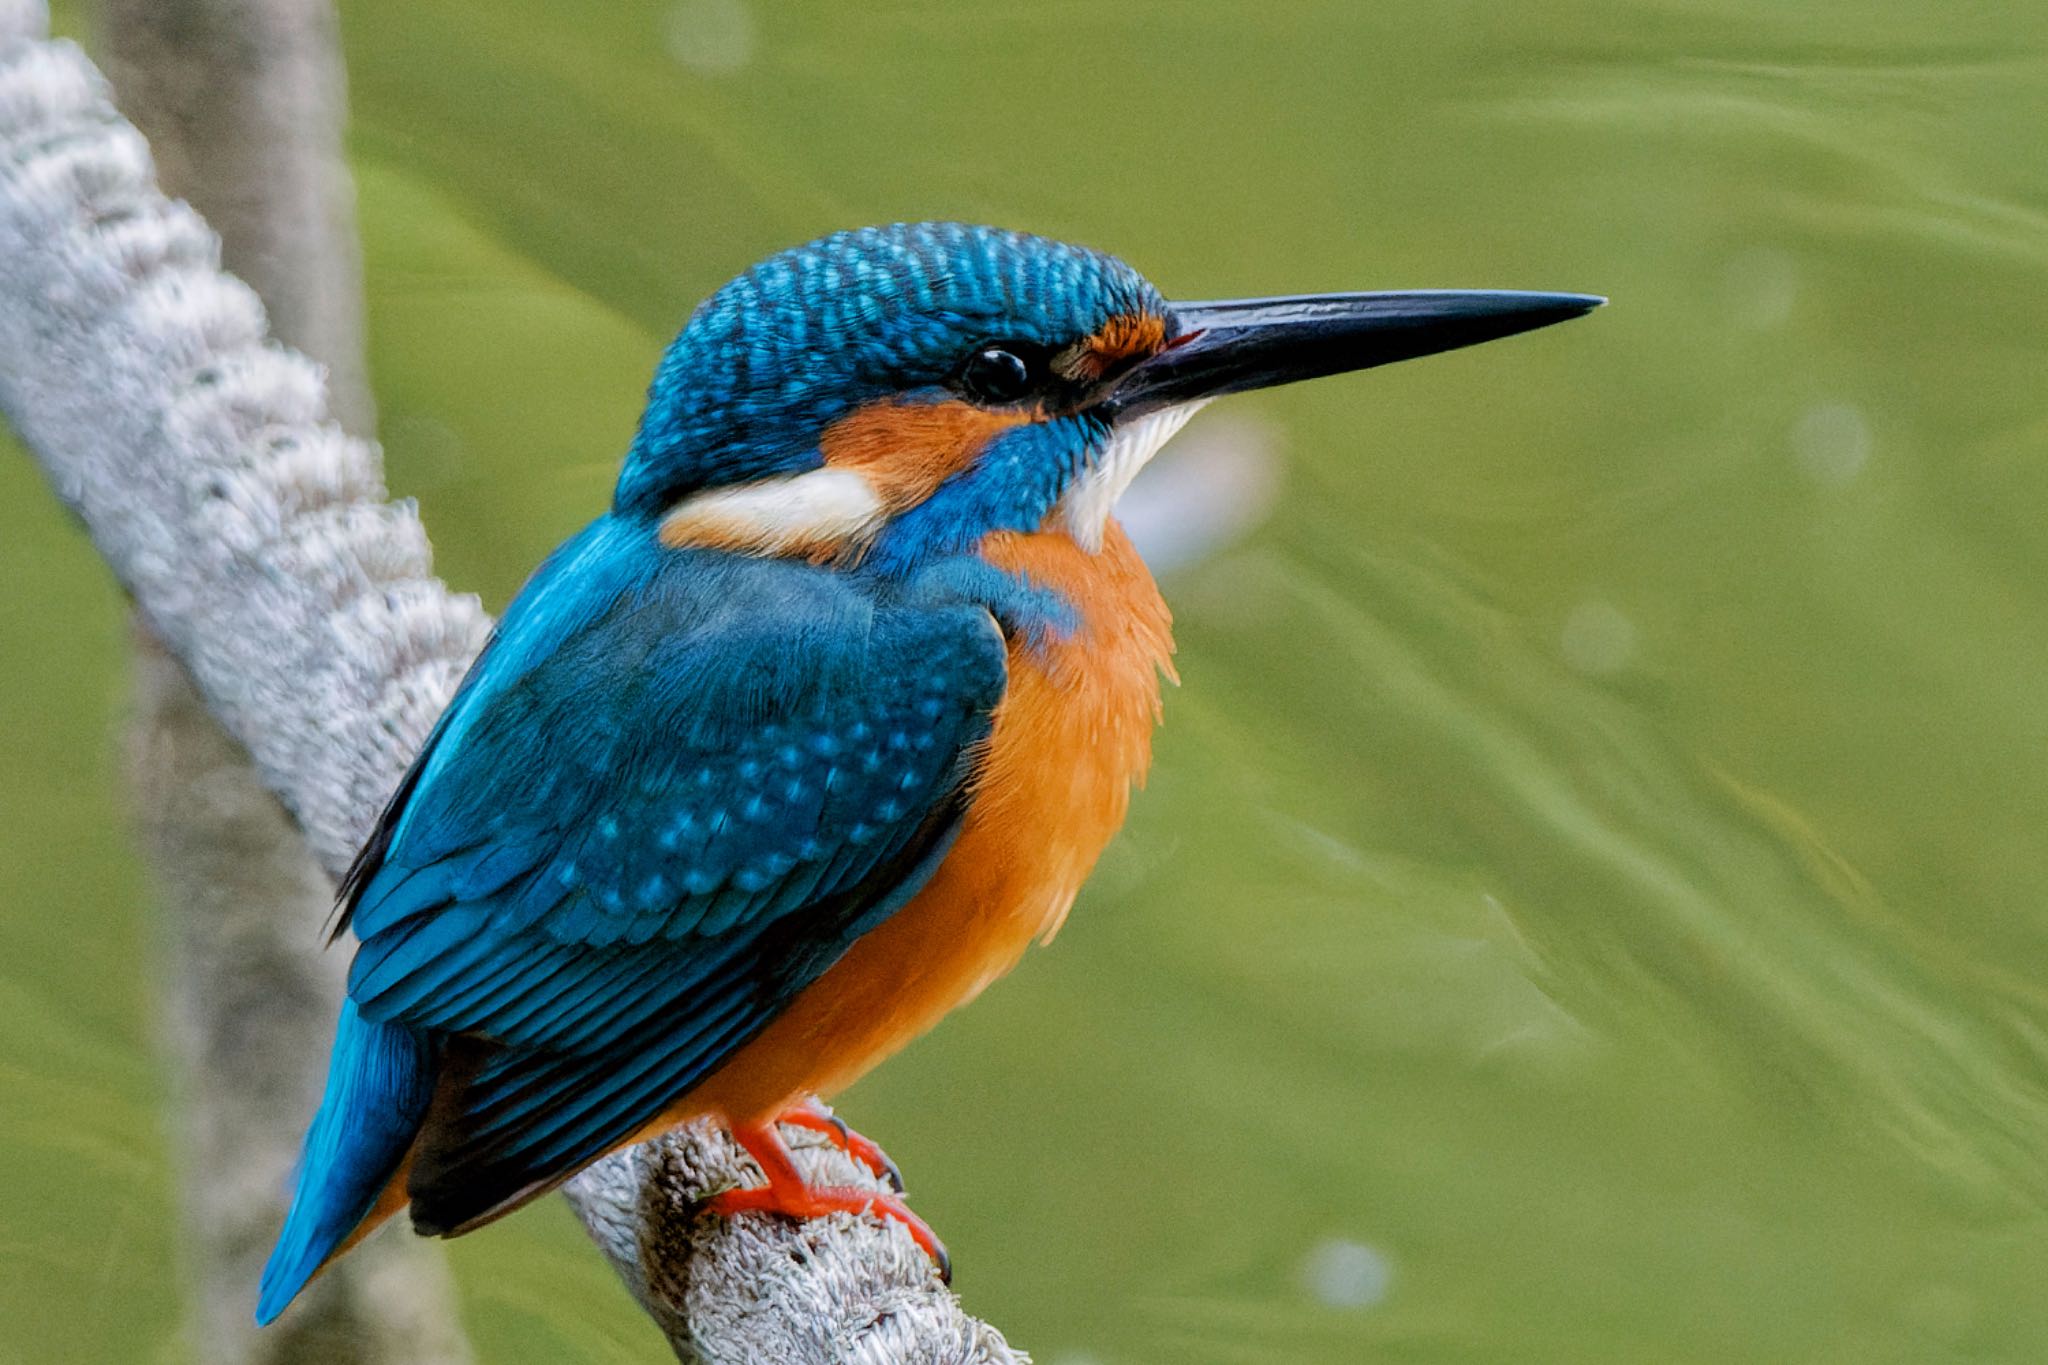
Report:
820,398,1031,509
1054,312,1168,382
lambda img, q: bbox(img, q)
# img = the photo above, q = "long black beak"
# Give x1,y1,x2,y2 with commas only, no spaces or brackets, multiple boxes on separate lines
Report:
1102,289,1603,419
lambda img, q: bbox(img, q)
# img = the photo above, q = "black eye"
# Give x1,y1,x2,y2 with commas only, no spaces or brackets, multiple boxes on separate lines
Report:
956,345,1038,405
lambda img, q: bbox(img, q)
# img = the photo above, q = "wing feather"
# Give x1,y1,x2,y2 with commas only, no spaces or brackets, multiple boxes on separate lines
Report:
330,524,1009,1229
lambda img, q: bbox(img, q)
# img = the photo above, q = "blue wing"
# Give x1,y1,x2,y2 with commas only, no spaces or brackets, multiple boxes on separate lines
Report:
336,517,1008,1231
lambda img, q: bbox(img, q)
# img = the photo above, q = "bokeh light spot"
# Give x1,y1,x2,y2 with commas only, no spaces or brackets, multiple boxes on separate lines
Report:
666,0,756,75
1561,599,1637,676
1721,246,1799,330
1301,1236,1394,1310
1792,401,1871,485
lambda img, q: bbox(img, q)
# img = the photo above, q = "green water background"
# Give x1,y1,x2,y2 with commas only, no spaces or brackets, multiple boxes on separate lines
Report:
5,1,2048,1360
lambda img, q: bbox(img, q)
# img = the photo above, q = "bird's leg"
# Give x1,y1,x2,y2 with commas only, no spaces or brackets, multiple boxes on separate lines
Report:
775,1098,905,1192
707,1120,951,1282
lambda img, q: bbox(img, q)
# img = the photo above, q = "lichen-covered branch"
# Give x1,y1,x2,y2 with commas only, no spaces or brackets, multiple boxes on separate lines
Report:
0,5,1022,1360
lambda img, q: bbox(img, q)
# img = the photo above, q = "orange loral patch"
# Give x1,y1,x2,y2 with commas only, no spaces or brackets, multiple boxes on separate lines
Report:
680,520,1176,1126
820,397,1031,509
1054,311,1169,382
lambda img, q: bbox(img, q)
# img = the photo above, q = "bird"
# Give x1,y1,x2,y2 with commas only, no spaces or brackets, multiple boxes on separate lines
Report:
255,221,1598,1323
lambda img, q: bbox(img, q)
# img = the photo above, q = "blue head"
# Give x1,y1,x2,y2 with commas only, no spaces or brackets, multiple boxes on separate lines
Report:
616,222,1600,574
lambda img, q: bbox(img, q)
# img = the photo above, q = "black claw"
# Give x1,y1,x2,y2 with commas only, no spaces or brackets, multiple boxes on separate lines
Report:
820,1110,905,1191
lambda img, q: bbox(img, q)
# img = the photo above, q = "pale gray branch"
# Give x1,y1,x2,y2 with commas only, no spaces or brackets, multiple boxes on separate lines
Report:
129,628,475,1365
96,0,458,1360
97,0,372,434
0,5,1022,1361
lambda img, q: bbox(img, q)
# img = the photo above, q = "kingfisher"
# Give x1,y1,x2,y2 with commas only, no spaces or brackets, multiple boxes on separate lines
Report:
255,221,1598,1323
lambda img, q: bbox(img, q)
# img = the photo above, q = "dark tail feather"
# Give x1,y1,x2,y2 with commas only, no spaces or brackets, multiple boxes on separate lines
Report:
256,1000,435,1324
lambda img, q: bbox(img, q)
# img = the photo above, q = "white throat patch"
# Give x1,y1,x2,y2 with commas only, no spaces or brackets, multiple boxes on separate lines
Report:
1058,400,1209,551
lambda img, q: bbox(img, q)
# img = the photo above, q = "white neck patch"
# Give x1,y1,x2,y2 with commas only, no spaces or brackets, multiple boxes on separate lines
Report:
1058,400,1209,551
661,466,885,557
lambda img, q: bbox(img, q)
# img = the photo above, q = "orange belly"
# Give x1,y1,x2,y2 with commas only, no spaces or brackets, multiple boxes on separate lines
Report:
332,522,1173,1265
681,519,1174,1126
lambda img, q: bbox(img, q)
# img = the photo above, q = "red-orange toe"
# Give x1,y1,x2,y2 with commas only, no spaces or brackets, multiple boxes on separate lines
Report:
776,1102,906,1192
704,1181,951,1281
710,1119,951,1282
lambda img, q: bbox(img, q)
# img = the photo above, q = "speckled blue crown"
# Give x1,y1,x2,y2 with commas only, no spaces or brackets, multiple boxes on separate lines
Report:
615,222,1162,515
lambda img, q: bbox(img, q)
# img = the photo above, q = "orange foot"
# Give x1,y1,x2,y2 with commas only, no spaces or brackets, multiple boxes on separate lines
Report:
775,1100,905,1192
707,1118,951,1282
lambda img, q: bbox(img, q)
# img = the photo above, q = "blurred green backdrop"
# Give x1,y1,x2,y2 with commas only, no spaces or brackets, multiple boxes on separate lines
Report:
6,1,2048,1361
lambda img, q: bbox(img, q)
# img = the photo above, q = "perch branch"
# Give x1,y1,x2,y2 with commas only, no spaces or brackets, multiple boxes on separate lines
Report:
0,7,1022,1361
93,0,461,1360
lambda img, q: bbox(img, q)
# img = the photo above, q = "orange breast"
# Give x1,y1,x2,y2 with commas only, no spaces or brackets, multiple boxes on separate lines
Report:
683,520,1174,1125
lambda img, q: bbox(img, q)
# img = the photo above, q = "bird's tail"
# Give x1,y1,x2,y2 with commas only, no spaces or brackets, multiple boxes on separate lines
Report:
256,998,436,1325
